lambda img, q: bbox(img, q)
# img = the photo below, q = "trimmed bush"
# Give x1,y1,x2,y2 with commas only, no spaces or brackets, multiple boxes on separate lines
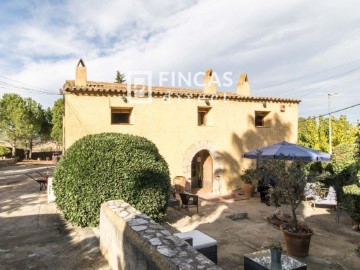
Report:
53,133,170,227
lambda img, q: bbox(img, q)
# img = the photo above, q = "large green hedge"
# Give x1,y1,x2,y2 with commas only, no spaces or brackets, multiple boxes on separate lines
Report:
53,133,170,227
343,183,360,230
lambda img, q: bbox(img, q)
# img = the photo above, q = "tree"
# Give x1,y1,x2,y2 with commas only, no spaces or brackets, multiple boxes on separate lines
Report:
298,115,357,152
298,117,322,150
40,107,53,141
21,98,45,159
355,122,360,159
51,98,64,145
114,70,126,83
0,145,10,157
0,94,26,157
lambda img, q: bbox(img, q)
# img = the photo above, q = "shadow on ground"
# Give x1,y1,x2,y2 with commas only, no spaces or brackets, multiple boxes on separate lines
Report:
0,164,109,270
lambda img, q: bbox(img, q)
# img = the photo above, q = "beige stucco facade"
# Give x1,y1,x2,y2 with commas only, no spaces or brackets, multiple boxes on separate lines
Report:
63,61,300,194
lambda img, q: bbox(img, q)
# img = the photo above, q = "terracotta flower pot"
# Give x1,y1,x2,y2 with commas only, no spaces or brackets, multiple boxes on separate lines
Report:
242,182,255,197
280,224,314,257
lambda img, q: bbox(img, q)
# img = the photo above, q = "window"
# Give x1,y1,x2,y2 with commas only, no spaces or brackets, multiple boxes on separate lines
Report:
255,111,270,127
111,108,132,124
198,107,211,126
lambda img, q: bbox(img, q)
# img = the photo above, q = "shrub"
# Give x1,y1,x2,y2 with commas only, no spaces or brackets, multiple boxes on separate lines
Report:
343,183,360,231
328,163,359,203
331,144,357,173
53,133,170,227
0,145,10,157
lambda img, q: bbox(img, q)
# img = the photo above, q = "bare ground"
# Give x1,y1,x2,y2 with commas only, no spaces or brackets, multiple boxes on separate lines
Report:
162,193,360,270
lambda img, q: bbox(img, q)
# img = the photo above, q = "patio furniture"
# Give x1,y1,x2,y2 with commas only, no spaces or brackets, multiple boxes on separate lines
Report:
244,250,306,270
179,192,199,213
304,183,317,202
168,186,180,207
313,186,337,209
173,176,187,193
174,230,217,264
26,172,48,191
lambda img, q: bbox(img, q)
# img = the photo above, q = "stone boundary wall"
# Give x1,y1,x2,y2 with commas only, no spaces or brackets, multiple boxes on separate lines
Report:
0,158,17,166
100,200,222,270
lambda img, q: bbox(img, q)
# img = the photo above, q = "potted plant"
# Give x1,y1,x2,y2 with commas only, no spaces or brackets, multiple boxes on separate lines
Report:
261,239,283,262
241,165,257,197
259,157,314,257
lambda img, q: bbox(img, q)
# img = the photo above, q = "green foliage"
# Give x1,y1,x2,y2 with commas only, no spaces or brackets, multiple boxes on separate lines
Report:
331,144,357,173
356,123,360,160
298,115,357,152
261,239,282,251
21,98,46,156
343,183,360,229
40,107,53,141
0,145,10,156
298,117,324,150
115,70,126,83
0,94,26,156
325,163,359,203
241,163,259,184
51,99,64,144
0,94,49,157
53,133,170,227
252,157,308,232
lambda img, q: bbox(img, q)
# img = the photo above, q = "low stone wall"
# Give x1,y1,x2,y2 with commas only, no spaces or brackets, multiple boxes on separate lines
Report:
100,200,222,270
0,158,17,166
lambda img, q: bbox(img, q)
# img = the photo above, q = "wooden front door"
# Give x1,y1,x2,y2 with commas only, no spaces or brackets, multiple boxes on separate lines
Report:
202,152,213,191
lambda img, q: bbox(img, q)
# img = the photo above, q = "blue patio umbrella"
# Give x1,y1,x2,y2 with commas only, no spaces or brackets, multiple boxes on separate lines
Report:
243,141,331,162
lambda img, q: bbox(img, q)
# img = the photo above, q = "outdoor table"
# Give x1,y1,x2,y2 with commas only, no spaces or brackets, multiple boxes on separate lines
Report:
174,230,217,264
244,250,306,270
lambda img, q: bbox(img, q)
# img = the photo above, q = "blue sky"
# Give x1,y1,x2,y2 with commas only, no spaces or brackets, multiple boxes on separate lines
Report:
0,0,359,122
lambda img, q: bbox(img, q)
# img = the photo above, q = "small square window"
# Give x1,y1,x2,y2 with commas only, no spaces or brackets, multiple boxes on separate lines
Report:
255,111,270,127
198,107,211,126
111,108,132,124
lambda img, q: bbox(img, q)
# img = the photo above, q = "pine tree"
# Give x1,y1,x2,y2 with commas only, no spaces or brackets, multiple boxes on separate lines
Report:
115,70,126,83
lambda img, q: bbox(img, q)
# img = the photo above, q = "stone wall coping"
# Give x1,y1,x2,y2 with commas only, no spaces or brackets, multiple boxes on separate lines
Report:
102,200,222,270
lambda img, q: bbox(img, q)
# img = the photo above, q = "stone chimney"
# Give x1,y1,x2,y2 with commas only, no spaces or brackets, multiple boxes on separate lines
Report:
75,59,87,86
203,69,217,94
236,73,250,96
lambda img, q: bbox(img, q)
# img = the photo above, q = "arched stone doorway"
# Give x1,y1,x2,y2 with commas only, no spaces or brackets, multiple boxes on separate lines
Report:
182,141,224,194
191,150,213,191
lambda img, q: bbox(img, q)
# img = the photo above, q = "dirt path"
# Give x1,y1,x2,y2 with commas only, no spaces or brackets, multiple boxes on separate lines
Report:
0,164,109,270
163,194,360,270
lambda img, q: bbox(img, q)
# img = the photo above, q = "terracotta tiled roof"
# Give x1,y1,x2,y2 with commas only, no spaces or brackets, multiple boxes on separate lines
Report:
63,80,301,103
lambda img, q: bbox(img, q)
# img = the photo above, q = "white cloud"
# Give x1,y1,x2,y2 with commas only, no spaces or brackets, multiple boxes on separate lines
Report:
0,0,359,122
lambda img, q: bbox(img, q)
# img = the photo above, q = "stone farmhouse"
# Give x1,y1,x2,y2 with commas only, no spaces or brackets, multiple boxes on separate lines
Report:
62,60,300,194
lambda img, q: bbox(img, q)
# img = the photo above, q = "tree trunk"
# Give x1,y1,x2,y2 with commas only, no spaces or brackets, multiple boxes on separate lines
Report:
29,139,33,159
11,138,16,157
291,206,298,232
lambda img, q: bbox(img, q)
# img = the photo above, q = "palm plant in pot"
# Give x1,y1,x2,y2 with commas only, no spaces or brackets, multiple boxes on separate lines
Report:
241,165,258,197
259,157,314,257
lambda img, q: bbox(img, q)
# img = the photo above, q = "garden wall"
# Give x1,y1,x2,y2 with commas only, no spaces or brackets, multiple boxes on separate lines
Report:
0,158,17,166
100,200,221,270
